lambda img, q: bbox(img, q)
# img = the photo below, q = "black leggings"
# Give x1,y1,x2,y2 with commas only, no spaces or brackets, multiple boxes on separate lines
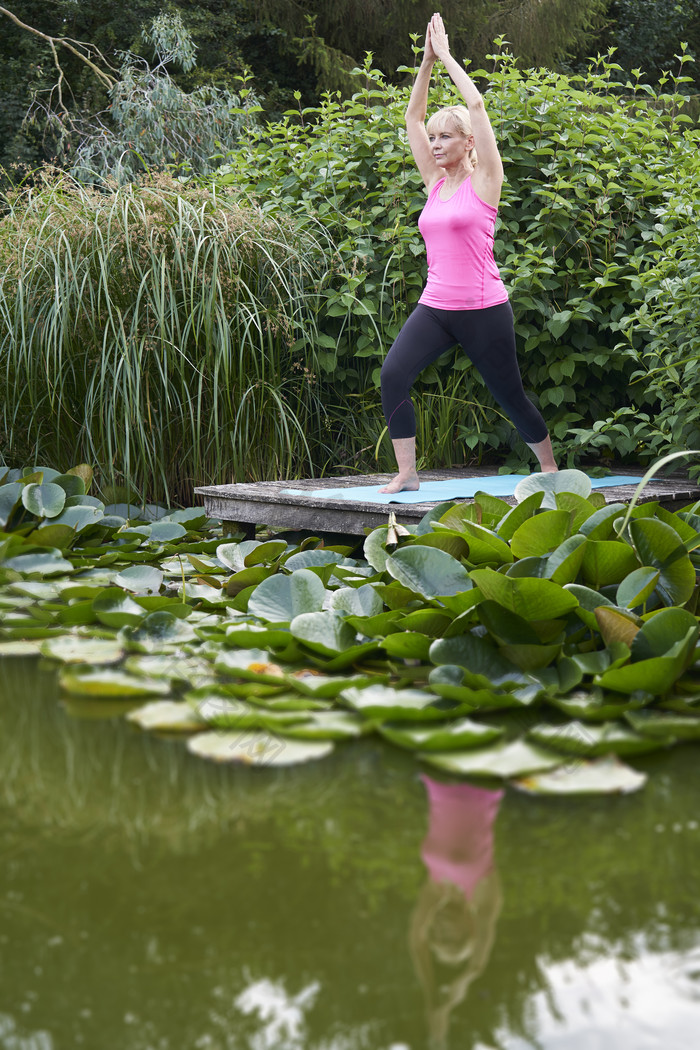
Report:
380,301,548,445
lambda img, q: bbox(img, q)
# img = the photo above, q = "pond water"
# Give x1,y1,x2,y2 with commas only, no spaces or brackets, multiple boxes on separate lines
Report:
2,656,700,1050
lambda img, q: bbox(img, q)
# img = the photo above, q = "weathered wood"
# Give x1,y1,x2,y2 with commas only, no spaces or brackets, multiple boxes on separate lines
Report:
195,468,700,536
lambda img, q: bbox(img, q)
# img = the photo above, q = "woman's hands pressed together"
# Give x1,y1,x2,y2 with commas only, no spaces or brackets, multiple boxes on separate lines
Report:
428,13,451,64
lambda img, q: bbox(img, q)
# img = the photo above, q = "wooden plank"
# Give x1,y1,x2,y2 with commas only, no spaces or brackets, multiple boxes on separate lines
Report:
195,468,700,536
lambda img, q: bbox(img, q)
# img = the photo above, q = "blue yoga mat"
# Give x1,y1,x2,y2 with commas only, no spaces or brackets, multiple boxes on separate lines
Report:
281,474,646,505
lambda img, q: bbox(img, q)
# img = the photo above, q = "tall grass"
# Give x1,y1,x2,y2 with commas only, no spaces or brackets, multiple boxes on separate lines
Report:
0,173,340,503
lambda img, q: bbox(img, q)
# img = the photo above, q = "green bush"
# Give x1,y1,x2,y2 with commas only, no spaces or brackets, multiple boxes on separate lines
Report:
218,46,700,474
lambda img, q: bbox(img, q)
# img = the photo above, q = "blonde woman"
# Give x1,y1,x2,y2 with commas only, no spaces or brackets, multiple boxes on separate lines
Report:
379,12,557,493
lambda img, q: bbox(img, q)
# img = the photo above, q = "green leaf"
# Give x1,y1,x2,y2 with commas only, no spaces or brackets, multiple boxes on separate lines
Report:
273,711,365,740
187,731,334,765
380,717,503,751
510,510,572,558
114,565,164,594
381,631,433,660
515,756,647,795
40,636,125,664
248,568,326,622
291,611,358,653
21,482,66,519
59,667,171,697
470,568,579,620
597,627,698,694
616,566,660,609
329,584,383,617
496,491,544,539
0,482,23,526
626,710,700,741
581,539,639,589
420,739,564,778
386,546,472,598
544,534,588,584
127,700,207,732
341,684,456,722
92,587,147,627
528,720,668,756
514,469,591,509
628,518,696,606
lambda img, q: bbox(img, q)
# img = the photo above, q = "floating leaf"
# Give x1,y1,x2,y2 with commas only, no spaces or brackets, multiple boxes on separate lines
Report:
386,546,472,598
616,566,660,610
40,636,125,664
515,756,647,795
329,584,383,618
514,469,591,509
528,720,668,756
626,710,700,740
380,718,503,751
1,548,74,576
21,482,66,519
628,518,696,606
470,568,578,620
0,640,43,656
248,568,325,622
187,731,334,766
381,631,433,660
420,739,564,778
114,565,164,594
273,711,365,740
510,510,572,558
59,667,171,697
127,700,206,732
92,587,147,627
594,606,642,648
341,685,456,722
581,539,639,589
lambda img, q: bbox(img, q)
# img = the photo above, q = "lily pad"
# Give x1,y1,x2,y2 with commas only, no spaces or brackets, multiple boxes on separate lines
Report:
187,731,334,766
113,565,164,594
21,482,67,519
380,718,504,751
514,469,592,509
420,739,564,778
386,546,472,598
40,636,125,664
515,756,647,795
528,719,669,756
59,667,172,697
248,568,326,623
341,684,457,722
127,700,207,732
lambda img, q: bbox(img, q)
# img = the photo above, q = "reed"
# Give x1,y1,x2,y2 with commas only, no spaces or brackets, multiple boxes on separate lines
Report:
0,173,338,503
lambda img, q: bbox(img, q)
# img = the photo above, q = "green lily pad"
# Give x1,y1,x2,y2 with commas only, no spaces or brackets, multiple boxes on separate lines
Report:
40,636,125,664
625,710,700,740
213,648,287,681
127,700,207,732
248,568,326,622
290,611,357,654
581,540,639,589
515,756,647,795
341,685,456,722
528,719,669,756
381,631,433,660
510,509,573,558
91,587,147,627
514,469,592,509
122,611,198,649
329,584,383,618
21,482,67,519
113,565,164,594
286,671,381,698
386,546,472,599
470,568,578,620
380,717,504,751
629,517,696,606
0,639,44,656
187,731,334,766
616,566,660,610
59,667,172,697
420,739,564,778
1,549,75,576
273,711,365,740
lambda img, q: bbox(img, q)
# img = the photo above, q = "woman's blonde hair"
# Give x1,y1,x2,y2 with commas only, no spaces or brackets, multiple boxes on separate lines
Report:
426,105,478,167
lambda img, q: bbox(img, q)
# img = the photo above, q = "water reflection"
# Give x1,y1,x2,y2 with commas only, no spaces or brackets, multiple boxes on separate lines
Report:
411,778,503,1050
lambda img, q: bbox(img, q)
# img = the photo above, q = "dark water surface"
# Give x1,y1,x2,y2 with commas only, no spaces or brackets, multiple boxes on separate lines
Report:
2,657,700,1050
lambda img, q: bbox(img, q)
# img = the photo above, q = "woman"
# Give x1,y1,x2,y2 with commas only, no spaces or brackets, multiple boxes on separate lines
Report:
379,12,557,494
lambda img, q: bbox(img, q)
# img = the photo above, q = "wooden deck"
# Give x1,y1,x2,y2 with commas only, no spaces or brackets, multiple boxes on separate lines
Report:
194,467,700,538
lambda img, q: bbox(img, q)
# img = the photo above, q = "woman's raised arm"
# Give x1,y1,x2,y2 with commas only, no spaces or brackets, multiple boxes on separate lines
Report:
404,23,443,191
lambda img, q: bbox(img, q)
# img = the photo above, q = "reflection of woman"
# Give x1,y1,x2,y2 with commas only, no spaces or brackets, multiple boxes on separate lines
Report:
410,776,503,1050
379,12,557,494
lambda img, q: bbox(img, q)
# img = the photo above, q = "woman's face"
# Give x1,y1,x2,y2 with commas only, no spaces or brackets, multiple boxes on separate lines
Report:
427,121,474,168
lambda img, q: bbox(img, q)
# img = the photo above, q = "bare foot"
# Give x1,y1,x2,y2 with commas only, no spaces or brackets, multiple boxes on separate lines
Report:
378,472,420,494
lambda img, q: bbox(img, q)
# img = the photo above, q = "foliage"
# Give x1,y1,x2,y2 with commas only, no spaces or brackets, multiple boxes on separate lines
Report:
0,175,339,502
214,48,700,475
2,462,700,796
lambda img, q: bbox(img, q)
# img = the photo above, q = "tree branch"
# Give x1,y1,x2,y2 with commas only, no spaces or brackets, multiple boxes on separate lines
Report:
0,4,118,90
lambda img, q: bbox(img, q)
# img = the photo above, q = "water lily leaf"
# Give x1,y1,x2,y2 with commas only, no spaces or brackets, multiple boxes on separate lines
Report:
412,531,471,561
287,671,381,698
515,756,647,795
193,695,301,729
127,700,206,732
66,464,93,492
420,739,564,778
528,719,668,756
329,584,383,618
546,687,651,721
470,568,578,620
0,640,44,656
123,611,198,649
290,611,357,653
248,568,326,622
50,506,105,532
474,492,512,528
544,534,588,585
386,545,472,599
450,520,514,566
224,623,293,651
124,654,214,684
380,717,503,751
564,583,615,629
59,667,172,697
145,521,187,542
273,711,365,740
570,642,631,676
53,473,86,497
0,482,24,526
187,731,334,766
401,609,452,636
631,607,699,661
26,524,80,549
625,710,700,740
21,482,66,519
554,491,597,531
594,606,642,648
284,549,346,570
628,518,696,606
581,539,639,589
40,636,125,664
114,565,164,594
91,587,146,627
341,684,456,722
616,566,660,610
496,491,544,539
363,527,394,572
243,539,288,565
1,549,75,576
213,648,286,681
429,633,531,688
514,469,591,509
381,631,433,660
597,627,698,694
510,510,573,558
436,503,481,531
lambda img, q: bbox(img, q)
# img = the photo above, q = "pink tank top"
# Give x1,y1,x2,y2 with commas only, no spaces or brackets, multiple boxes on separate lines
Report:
417,176,508,311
